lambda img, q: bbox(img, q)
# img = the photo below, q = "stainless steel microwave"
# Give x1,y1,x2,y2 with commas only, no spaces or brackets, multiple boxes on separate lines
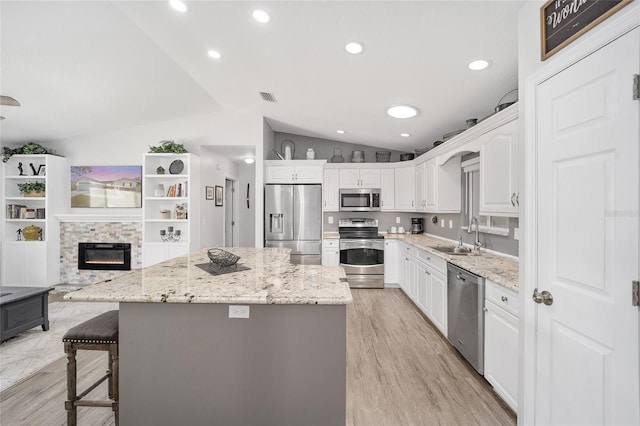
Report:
339,188,381,212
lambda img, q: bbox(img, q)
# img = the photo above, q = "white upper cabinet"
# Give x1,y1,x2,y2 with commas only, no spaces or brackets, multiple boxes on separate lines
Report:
380,168,395,211
322,168,339,211
479,119,518,216
415,162,427,212
265,160,325,184
339,168,380,188
394,166,415,211
415,157,461,214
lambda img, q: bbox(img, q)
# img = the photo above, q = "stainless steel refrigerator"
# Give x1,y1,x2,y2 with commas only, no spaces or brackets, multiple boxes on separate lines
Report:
264,184,322,265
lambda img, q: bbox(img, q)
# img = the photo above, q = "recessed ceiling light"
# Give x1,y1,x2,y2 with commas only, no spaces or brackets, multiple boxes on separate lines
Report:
336,130,345,134
400,133,410,137
207,50,222,59
387,105,419,119
252,9,271,23
244,157,255,164
169,0,188,13
468,59,491,71
345,42,365,55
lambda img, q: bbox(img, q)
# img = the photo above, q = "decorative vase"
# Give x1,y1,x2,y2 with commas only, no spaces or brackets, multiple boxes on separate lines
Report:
330,148,344,163
22,225,42,241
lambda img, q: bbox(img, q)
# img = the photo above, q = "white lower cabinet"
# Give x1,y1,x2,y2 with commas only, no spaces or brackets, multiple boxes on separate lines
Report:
428,269,447,335
2,242,47,286
383,239,399,286
143,242,189,267
397,242,448,336
484,279,519,411
322,238,339,266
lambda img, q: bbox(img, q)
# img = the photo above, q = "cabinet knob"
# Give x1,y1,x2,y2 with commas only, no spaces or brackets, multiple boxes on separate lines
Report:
510,193,516,206
501,296,508,302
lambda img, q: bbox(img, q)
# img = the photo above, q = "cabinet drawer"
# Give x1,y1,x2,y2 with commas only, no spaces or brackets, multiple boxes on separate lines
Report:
323,239,339,248
416,249,446,274
401,243,418,258
486,279,519,317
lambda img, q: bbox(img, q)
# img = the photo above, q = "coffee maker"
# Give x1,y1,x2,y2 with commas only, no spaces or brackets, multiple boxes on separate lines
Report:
411,218,424,234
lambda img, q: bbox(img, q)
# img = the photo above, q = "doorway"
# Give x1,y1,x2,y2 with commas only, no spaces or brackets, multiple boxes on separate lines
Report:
224,179,236,247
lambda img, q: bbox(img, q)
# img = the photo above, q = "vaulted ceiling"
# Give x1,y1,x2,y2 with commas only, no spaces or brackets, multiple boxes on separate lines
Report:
0,1,522,152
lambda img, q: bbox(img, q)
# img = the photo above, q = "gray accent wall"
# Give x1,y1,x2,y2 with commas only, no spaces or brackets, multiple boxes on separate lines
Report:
274,132,408,163
423,213,519,256
323,211,519,257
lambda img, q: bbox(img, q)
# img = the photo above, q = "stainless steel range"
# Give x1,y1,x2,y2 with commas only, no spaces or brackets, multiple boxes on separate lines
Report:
338,218,384,288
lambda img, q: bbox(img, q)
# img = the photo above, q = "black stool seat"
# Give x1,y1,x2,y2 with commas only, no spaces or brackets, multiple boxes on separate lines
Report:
63,310,119,426
63,310,119,344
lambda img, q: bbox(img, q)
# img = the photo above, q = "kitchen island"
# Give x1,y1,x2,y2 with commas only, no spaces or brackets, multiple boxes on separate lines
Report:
66,247,352,426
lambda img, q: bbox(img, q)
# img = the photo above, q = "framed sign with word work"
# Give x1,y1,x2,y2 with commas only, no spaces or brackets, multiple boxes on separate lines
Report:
540,0,632,60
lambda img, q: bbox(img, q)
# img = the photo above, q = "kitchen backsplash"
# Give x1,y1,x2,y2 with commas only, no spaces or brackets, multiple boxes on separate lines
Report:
323,212,519,257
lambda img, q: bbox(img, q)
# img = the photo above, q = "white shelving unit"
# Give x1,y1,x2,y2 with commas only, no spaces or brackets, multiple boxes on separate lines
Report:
142,153,200,267
2,154,68,286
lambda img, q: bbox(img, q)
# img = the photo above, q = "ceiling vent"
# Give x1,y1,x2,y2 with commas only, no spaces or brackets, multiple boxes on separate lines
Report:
259,92,277,103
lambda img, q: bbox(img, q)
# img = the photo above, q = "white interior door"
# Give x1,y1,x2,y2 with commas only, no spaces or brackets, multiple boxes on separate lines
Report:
535,28,639,425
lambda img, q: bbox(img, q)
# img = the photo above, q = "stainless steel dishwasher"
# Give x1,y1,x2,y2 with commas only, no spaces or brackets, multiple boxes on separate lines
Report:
447,263,485,374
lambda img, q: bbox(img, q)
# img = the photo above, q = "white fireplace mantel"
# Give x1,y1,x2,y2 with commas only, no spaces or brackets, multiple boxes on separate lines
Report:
55,214,143,223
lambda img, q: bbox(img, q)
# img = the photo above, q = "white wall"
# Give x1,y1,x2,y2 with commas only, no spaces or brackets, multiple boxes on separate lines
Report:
200,148,239,247
45,109,265,247
238,162,256,247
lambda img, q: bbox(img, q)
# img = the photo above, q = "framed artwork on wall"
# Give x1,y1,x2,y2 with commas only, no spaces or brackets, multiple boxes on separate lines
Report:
206,186,214,200
70,165,142,208
215,185,223,206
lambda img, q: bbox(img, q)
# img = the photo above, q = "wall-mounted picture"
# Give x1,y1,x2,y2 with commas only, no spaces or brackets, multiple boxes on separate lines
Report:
215,185,223,206
70,165,142,208
206,186,214,200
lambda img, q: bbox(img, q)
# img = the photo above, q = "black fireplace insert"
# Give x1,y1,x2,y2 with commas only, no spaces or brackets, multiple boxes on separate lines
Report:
78,243,131,271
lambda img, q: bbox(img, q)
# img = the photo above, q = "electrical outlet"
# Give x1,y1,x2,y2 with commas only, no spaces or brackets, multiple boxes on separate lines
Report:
449,220,453,229
396,217,401,224
328,216,333,224
229,305,250,319
440,219,445,228
514,227,520,241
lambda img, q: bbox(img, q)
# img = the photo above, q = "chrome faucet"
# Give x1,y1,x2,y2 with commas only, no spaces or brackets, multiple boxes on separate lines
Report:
467,217,483,251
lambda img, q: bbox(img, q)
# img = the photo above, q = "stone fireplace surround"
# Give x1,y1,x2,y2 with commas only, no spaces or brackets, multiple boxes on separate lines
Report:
58,215,142,285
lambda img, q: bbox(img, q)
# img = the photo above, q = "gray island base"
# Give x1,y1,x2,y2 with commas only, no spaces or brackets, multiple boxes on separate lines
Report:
66,247,351,426
121,302,345,426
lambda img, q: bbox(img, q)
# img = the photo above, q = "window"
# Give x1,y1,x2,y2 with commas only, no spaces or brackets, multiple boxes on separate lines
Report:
462,156,510,236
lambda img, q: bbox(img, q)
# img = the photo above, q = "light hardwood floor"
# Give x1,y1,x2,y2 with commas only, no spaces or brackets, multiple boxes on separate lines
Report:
1,288,515,425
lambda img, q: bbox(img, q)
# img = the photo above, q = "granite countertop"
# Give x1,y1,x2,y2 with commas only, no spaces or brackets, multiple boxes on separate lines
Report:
65,248,352,305
385,233,519,291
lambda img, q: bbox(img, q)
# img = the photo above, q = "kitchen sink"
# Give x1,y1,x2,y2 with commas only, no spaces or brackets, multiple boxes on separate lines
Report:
433,246,477,256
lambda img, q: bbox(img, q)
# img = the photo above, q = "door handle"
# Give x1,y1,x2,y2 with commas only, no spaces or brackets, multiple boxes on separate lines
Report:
532,288,554,305
456,273,466,282
516,193,519,206
510,193,516,206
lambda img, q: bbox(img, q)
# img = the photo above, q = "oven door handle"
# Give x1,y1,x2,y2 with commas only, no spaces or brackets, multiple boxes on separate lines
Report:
339,239,385,251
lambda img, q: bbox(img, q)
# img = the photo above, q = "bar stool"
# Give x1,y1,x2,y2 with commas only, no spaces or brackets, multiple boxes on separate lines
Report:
62,310,119,426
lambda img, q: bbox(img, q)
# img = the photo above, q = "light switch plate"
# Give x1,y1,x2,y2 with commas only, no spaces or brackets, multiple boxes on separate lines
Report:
514,227,520,241
449,220,453,229
229,305,250,318
440,219,445,228
328,216,333,224
396,217,401,224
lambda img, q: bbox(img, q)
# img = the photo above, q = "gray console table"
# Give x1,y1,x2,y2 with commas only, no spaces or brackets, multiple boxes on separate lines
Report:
1,286,52,342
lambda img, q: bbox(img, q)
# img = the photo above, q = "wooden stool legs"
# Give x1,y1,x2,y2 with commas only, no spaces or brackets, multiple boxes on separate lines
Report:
64,342,118,426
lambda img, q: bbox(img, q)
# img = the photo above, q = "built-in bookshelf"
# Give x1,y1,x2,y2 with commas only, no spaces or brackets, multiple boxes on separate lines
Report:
142,153,199,266
1,154,68,286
